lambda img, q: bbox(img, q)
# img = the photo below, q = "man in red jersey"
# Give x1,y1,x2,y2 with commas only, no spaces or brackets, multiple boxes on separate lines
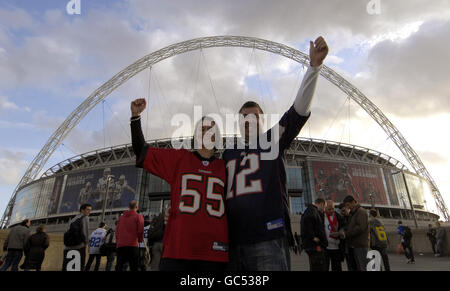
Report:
130,98,228,271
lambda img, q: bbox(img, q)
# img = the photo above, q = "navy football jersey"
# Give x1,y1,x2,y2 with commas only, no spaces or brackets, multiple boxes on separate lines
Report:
223,105,310,245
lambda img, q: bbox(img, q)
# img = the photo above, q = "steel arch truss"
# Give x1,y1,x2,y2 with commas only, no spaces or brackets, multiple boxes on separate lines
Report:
2,36,447,228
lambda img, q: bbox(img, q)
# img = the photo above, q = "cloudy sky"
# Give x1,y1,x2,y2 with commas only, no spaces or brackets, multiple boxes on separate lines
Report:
1,0,449,218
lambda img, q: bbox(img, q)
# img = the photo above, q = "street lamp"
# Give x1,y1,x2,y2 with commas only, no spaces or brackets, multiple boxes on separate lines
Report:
101,175,115,223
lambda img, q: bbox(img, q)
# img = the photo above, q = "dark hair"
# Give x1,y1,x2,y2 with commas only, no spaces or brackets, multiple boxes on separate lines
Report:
239,101,264,114
129,200,138,209
314,198,326,205
369,209,377,217
20,219,30,226
343,195,356,204
398,220,403,225
80,203,92,212
99,222,106,228
36,225,46,233
338,203,346,209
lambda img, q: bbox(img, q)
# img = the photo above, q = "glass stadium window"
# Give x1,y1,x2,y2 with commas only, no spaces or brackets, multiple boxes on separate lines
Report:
287,167,303,190
290,196,304,215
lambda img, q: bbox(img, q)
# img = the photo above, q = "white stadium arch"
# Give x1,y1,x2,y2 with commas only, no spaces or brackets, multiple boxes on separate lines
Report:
1,36,448,227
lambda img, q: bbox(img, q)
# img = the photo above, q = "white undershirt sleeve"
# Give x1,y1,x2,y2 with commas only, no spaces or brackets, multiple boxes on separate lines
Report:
293,64,322,116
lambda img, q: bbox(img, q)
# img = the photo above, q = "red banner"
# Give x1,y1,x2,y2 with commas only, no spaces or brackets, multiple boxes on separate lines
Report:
312,161,388,205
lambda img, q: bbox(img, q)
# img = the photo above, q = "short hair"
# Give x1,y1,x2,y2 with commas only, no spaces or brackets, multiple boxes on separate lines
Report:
239,101,264,114
36,225,46,233
80,203,92,212
99,222,106,228
369,209,377,217
398,220,403,225
314,198,326,205
338,203,346,209
129,200,138,209
343,195,356,204
20,219,30,226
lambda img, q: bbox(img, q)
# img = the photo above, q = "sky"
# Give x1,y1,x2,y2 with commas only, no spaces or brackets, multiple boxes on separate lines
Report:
0,0,449,219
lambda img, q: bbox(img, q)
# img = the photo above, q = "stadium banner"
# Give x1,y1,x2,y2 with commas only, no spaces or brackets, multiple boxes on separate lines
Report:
48,175,65,215
404,173,427,209
58,165,138,214
311,160,389,205
382,168,400,206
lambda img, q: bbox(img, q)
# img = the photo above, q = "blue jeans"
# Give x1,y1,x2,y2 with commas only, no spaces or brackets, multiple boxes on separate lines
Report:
0,250,23,271
227,237,290,271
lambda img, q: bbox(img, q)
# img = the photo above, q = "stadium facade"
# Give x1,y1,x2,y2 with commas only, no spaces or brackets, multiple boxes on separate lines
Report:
7,136,439,229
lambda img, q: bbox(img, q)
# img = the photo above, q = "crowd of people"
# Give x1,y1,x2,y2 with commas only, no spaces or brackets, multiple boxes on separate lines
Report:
300,195,391,271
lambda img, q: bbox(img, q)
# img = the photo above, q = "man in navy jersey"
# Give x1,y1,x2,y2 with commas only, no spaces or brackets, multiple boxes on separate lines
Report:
223,36,328,271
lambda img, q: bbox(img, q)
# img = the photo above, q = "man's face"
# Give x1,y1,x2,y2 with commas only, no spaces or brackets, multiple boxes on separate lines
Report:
317,202,326,213
82,206,92,216
239,107,263,141
326,202,334,215
196,120,217,149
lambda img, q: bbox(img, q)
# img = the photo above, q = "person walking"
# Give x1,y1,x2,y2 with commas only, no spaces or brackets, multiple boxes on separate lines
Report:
0,219,31,271
137,215,151,271
369,210,390,271
323,200,344,271
435,221,446,257
21,225,50,271
397,221,415,264
115,200,144,271
426,224,437,255
300,198,328,271
340,195,369,271
62,203,91,271
85,222,107,271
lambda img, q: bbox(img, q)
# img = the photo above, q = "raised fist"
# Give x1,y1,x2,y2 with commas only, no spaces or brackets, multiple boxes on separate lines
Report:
131,98,146,117
309,36,329,67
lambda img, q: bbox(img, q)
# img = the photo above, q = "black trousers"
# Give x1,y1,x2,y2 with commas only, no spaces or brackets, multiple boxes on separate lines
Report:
429,239,437,254
159,258,227,271
371,247,390,271
85,254,102,271
116,247,139,271
324,249,343,271
402,241,415,261
307,251,327,271
62,247,86,271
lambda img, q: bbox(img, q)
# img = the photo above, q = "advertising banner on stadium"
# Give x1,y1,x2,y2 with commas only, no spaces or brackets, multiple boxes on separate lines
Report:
382,168,400,206
58,165,138,214
311,160,389,205
48,175,64,215
11,181,43,225
404,173,427,209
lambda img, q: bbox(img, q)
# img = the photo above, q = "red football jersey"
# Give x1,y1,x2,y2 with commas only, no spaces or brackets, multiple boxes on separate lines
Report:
138,146,228,262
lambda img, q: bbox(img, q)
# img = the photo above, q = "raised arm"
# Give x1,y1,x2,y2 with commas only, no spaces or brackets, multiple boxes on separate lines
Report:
293,36,328,116
130,98,147,157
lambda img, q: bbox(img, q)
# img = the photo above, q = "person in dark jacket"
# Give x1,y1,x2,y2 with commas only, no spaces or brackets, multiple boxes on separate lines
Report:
340,195,369,271
104,221,118,271
148,212,165,271
369,210,390,271
338,203,352,270
300,198,328,271
1,219,31,271
435,221,446,257
22,225,50,271
426,224,437,255
397,221,415,263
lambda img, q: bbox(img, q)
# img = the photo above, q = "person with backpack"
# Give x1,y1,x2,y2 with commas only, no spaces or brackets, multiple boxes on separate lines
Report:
369,210,390,271
62,203,92,271
397,221,415,264
85,222,107,271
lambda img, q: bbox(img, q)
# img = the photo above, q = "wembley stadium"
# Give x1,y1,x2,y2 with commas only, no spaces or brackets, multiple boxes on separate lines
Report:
5,135,440,232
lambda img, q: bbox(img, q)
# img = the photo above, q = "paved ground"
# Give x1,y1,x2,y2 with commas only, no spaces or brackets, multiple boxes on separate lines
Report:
291,251,450,271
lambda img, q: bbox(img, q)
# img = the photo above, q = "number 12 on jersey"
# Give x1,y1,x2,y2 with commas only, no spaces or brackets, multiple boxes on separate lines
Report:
226,153,263,199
